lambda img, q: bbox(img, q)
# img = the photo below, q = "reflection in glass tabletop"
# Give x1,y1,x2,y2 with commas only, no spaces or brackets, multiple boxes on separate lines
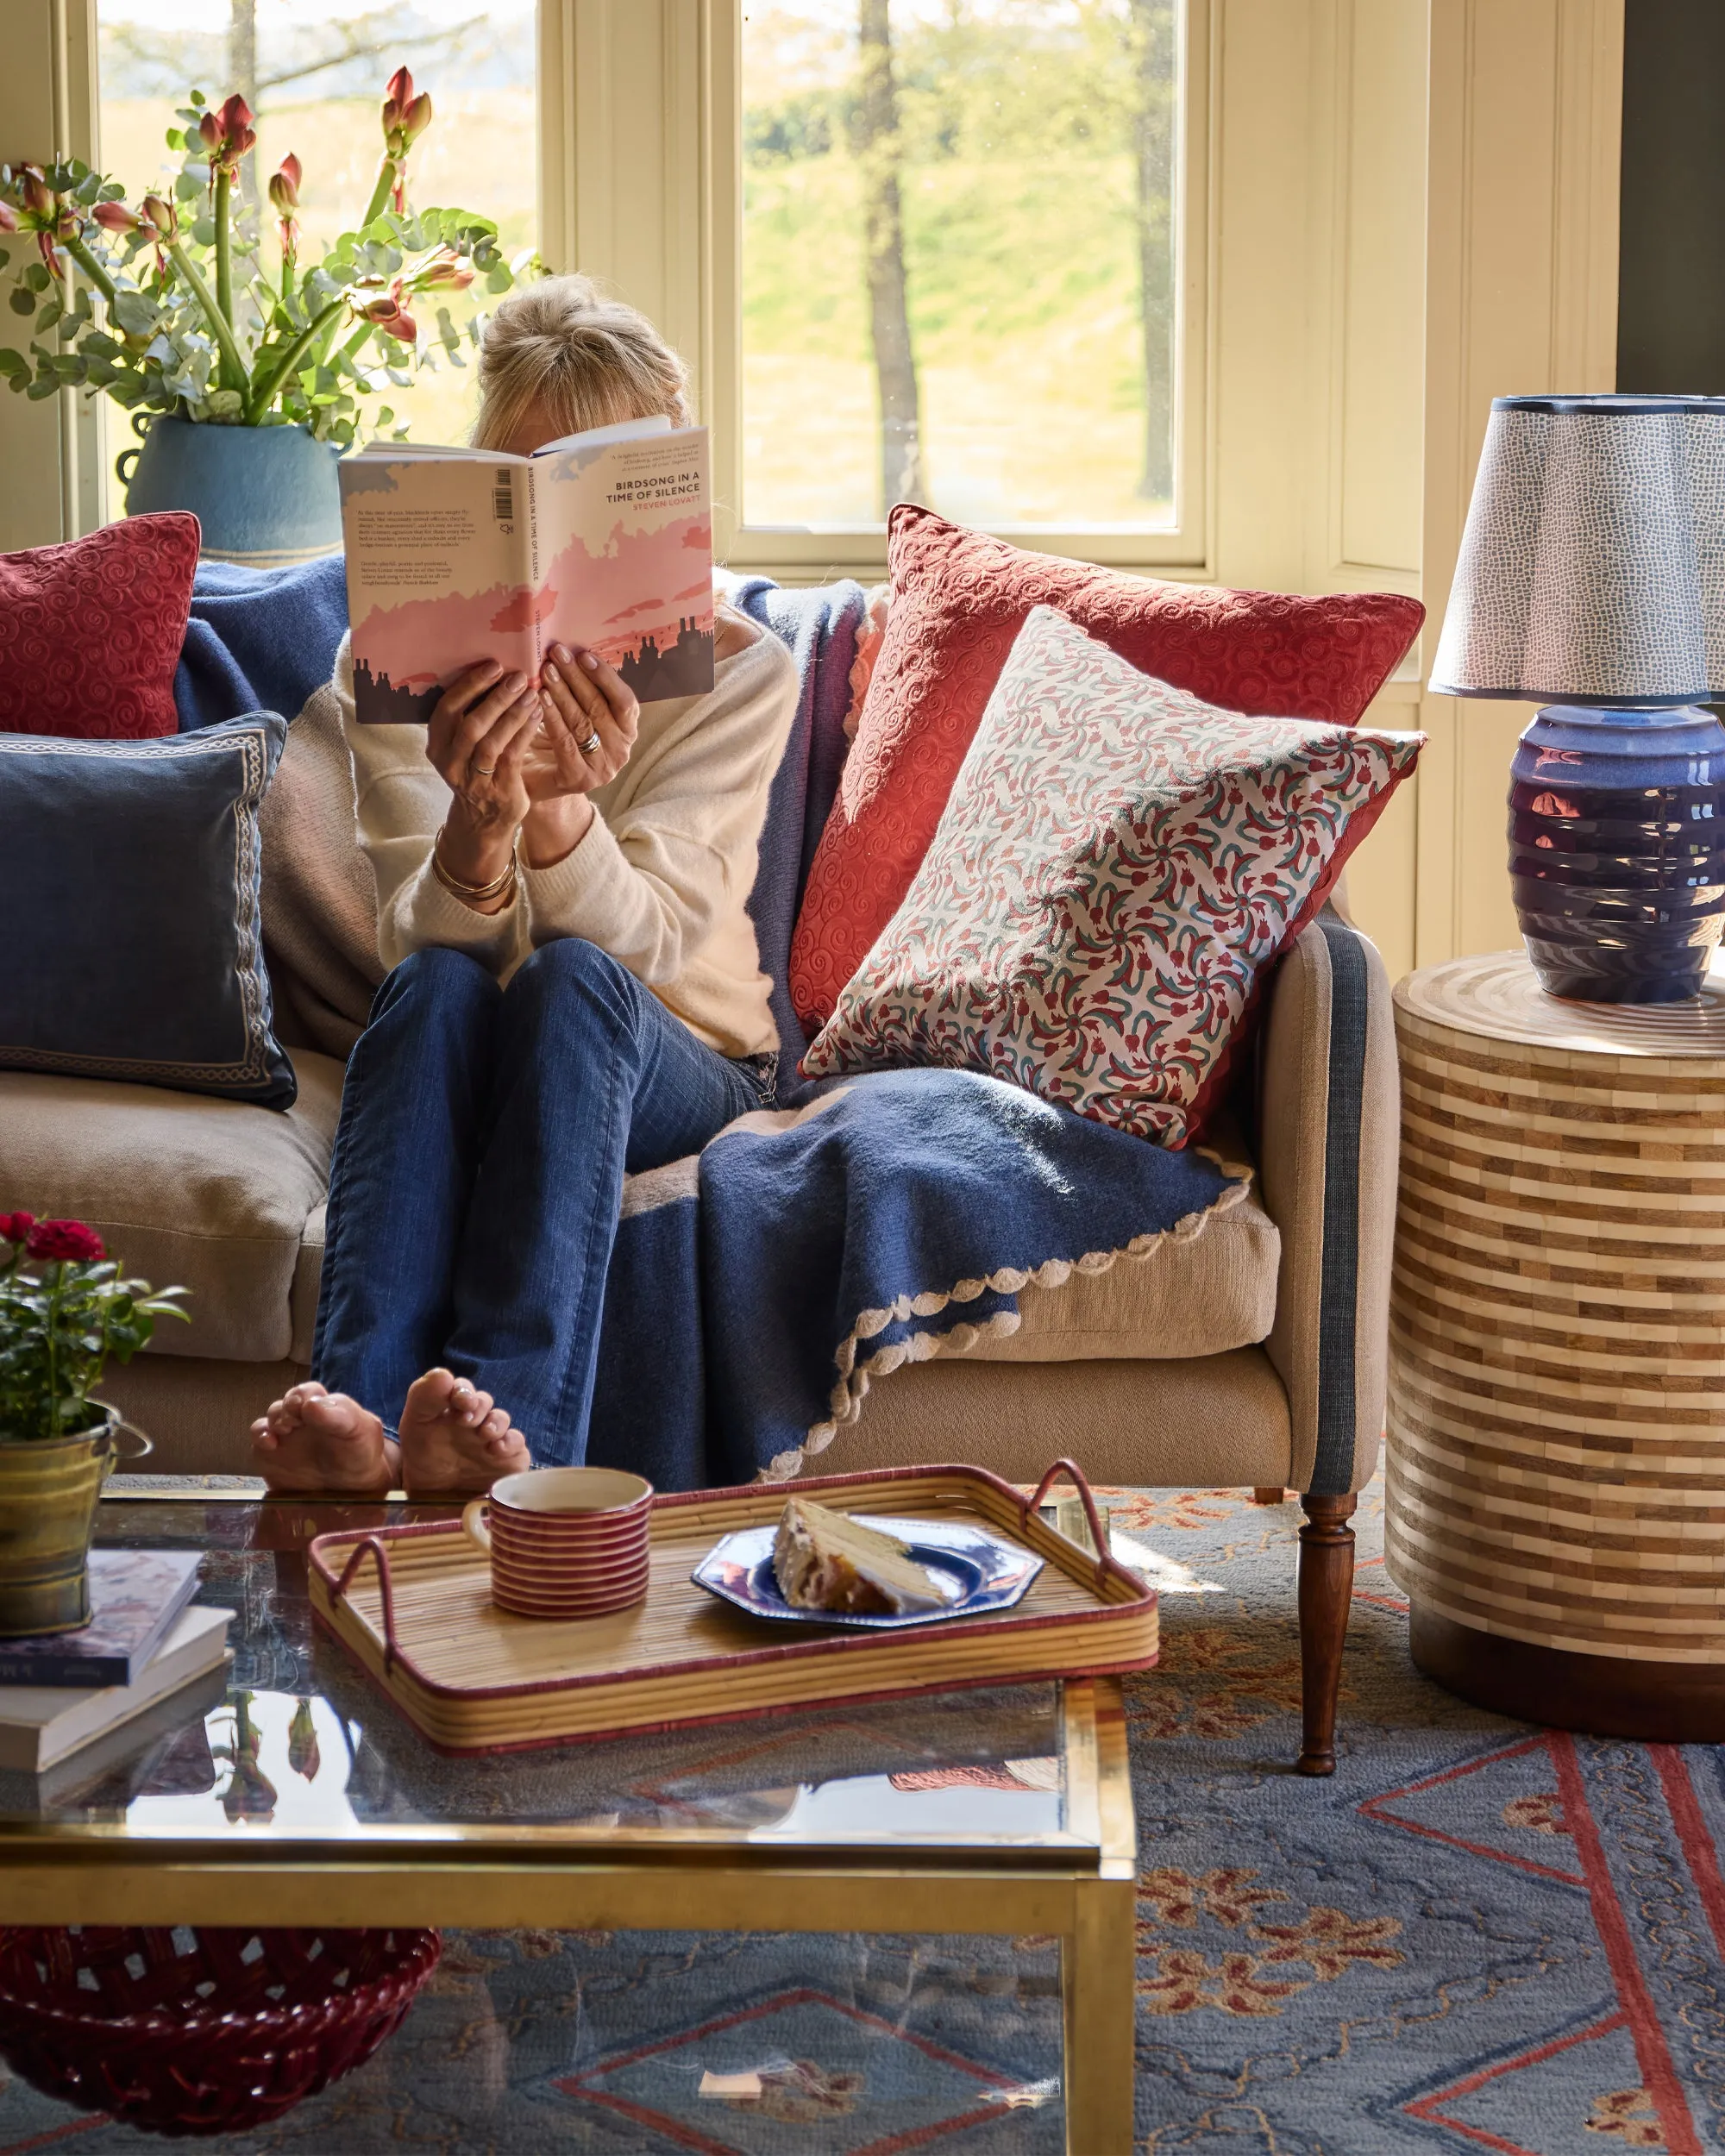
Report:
0,1496,1076,1850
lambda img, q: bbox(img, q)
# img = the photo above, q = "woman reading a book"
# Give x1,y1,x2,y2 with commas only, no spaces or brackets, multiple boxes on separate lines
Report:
252,277,797,1496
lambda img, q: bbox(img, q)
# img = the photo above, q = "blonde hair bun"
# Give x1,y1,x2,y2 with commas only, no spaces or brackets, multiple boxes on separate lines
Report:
473,274,693,449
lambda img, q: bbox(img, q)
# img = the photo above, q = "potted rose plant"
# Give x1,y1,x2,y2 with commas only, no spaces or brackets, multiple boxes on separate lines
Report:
0,1213,186,1637
0,67,520,565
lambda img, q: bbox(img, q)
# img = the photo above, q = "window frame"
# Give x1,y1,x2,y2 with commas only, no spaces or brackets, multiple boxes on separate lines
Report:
708,0,1214,583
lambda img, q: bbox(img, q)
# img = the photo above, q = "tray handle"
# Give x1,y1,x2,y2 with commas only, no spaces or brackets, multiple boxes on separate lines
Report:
1022,1457,1111,1590
329,1534,402,1675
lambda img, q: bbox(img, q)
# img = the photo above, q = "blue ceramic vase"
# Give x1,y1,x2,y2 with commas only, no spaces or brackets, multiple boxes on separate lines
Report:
120,415,342,567
1508,703,1725,1002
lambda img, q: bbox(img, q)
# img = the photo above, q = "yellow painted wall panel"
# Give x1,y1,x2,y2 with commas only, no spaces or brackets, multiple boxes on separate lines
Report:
1339,0,1426,576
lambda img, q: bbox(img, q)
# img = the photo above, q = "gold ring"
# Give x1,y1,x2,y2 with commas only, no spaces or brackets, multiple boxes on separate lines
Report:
578,730,601,757
471,761,496,779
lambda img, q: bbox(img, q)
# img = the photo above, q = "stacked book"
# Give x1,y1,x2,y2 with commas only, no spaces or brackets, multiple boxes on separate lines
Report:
0,1551,232,1773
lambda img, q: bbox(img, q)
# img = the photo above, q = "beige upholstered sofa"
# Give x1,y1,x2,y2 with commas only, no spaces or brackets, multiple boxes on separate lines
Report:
0,687,1397,1773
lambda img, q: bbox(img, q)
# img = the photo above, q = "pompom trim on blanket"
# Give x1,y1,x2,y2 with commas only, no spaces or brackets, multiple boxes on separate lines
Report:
759,1150,1254,1482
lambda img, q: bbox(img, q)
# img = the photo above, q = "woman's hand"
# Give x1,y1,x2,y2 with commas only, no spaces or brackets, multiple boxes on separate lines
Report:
424,660,542,894
518,644,641,868
527,644,640,799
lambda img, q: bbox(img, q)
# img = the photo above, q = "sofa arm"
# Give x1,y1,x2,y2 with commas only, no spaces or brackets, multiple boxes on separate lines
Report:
1258,913,1400,1497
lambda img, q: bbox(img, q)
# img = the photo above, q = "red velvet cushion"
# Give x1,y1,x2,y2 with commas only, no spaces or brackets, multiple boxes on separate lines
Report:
789,505,1425,1031
0,514,200,739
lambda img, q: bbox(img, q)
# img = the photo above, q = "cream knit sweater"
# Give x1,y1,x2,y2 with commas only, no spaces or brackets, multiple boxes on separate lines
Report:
333,618,798,1058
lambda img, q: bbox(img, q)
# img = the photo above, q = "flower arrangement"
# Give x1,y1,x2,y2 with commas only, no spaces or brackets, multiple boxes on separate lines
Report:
0,1212,187,1443
0,66,519,448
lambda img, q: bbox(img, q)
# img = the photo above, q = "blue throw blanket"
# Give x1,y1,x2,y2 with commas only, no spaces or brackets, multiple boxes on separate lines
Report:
586,1069,1243,1489
169,559,1242,1489
175,555,349,732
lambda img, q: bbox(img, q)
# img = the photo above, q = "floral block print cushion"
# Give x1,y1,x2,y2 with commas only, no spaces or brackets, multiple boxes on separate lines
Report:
787,504,1425,1031
800,606,1424,1146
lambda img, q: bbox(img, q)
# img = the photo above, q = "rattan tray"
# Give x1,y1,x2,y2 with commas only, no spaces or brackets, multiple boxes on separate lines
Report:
305,1460,1157,1752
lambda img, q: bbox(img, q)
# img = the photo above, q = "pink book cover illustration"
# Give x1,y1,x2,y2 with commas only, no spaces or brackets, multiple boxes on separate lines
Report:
339,419,715,724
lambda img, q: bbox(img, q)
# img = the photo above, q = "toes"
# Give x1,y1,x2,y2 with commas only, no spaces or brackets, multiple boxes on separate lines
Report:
404,1367,460,1419
445,1378,492,1426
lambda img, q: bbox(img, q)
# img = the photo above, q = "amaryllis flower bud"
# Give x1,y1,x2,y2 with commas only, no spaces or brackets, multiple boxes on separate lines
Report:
141,194,176,236
382,65,414,128
0,201,16,234
91,200,141,233
198,110,223,151
359,280,418,342
267,153,302,215
401,91,432,143
20,166,52,218
409,244,471,292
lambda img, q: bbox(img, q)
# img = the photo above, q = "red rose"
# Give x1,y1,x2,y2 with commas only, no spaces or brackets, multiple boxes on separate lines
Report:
25,1219,105,1263
0,1213,34,1244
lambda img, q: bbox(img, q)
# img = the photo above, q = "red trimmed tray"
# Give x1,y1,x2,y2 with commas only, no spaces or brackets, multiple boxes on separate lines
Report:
306,1460,1156,1752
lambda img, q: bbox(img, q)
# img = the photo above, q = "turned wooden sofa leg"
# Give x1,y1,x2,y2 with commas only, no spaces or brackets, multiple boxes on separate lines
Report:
1295,1492,1357,1777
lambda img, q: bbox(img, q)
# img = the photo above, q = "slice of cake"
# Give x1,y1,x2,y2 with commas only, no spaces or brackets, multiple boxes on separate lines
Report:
772,1500,956,1617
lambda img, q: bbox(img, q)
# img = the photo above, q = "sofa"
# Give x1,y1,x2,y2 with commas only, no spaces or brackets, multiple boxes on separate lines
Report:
0,606,1399,1779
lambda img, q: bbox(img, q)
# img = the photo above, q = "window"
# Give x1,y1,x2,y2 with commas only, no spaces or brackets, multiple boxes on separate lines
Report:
731,0,1202,569
93,0,536,514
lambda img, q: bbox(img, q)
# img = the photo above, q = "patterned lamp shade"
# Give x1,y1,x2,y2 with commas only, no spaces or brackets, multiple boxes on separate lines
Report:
1430,392,1725,704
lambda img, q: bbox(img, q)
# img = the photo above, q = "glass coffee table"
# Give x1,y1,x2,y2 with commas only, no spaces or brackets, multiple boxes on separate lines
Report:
0,1489,1137,2153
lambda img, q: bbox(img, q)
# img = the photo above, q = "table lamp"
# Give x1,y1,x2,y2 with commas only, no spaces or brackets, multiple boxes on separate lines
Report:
1431,392,1725,1002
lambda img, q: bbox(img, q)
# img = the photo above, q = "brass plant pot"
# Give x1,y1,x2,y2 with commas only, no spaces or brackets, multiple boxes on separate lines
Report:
0,1407,148,1637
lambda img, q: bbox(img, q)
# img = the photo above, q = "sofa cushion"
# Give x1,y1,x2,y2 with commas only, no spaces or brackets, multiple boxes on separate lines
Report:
801,606,1421,1144
0,714,298,1106
788,504,1426,1031
0,514,199,739
965,1167,1279,1363
0,1052,343,1365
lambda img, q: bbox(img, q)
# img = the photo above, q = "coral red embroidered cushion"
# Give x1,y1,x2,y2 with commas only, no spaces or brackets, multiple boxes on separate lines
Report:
0,513,200,738
788,505,1424,1030
800,607,1424,1145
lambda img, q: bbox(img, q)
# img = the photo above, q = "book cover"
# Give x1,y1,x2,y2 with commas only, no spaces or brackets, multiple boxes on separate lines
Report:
0,1548,204,1689
0,1603,233,1773
340,424,715,724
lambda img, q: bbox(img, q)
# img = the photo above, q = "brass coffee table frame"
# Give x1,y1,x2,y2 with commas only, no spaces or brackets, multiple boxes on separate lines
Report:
0,1495,1138,2155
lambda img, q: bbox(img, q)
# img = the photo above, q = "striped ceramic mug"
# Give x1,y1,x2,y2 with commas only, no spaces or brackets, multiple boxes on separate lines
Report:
461,1465,653,1620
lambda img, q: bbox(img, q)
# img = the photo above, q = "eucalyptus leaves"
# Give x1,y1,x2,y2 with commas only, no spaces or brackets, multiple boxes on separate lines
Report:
0,66,521,448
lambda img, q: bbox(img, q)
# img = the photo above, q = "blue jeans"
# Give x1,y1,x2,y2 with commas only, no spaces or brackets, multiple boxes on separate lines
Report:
310,940,766,1464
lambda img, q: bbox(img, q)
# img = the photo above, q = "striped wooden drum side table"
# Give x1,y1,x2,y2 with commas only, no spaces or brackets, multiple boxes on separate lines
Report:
1387,950,1725,1739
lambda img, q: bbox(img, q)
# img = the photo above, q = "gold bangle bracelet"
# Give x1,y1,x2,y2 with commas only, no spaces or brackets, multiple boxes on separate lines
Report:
431,828,518,904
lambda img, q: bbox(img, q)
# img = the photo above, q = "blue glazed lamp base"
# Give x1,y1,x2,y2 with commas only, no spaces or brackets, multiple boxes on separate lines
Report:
1509,703,1725,1003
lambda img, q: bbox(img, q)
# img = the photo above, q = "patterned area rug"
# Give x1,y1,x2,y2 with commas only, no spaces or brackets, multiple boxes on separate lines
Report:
3,1475,1722,2153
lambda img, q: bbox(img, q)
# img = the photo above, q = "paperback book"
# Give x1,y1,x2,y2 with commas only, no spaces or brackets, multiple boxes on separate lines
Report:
0,1603,232,1772
338,414,715,724
0,1548,204,1689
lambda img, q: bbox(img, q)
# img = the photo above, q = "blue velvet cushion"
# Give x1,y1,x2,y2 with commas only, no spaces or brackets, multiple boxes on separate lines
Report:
0,712,296,1107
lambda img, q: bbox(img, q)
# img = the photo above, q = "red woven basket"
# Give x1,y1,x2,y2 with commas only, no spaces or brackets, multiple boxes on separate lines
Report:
0,1925,441,2138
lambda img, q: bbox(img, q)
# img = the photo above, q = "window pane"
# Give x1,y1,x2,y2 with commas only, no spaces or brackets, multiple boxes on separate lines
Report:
742,0,1179,533
96,0,536,516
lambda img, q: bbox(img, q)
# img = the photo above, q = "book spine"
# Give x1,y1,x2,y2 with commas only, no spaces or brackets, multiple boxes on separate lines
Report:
0,1652,129,1689
527,462,546,674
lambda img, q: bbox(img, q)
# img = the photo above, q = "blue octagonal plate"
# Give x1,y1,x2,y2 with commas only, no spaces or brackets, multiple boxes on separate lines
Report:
692,1514,1044,1630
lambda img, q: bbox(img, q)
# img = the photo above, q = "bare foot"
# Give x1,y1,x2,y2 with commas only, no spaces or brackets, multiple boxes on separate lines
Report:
397,1368,531,1498
250,1382,398,1496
